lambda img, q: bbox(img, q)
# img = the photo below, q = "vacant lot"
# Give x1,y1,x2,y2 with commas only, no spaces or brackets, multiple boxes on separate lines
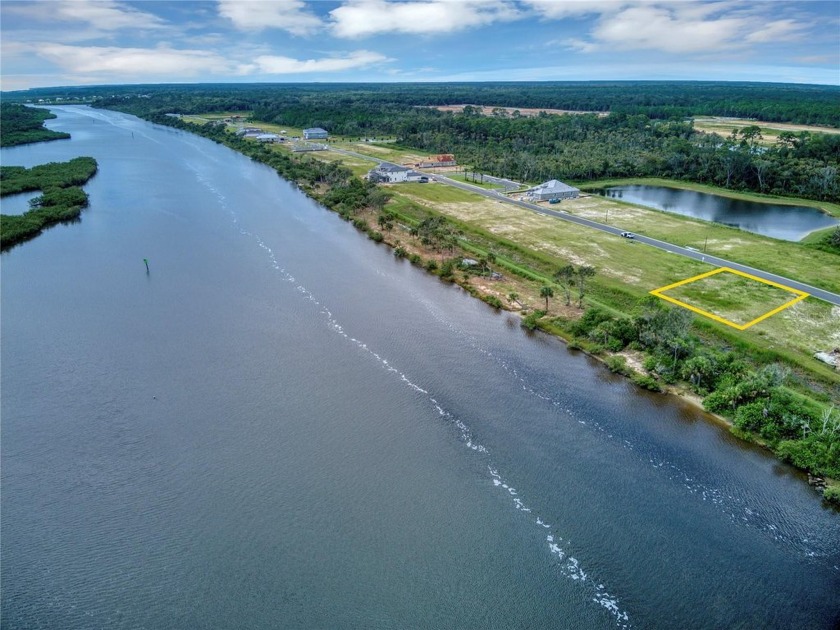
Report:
656,270,802,328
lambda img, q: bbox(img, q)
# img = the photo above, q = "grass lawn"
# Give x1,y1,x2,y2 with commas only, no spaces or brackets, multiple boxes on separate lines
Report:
656,270,803,327
556,195,840,294
305,149,372,177
336,142,427,165
396,182,487,203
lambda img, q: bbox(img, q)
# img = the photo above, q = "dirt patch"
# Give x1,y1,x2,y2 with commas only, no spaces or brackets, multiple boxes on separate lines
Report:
694,117,840,136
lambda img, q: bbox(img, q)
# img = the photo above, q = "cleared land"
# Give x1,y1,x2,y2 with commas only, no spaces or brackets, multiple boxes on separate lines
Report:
693,116,840,146
655,269,805,328
425,104,608,117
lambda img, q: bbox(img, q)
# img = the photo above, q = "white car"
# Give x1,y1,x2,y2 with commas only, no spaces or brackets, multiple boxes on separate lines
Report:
620,231,635,239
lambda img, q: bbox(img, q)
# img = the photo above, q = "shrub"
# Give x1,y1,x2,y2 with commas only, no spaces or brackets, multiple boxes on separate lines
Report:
823,485,840,506
425,259,438,272
521,310,545,331
394,245,407,258
703,388,737,415
570,306,613,337
369,230,384,242
632,373,662,392
483,295,503,309
734,401,768,433
605,355,631,376
409,254,422,265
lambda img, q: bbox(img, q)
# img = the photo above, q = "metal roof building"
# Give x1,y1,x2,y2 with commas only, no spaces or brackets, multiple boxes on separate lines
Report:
526,180,580,201
303,127,329,140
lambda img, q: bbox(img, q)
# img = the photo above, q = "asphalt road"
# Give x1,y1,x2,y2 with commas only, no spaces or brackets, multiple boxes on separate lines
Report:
335,148,840,306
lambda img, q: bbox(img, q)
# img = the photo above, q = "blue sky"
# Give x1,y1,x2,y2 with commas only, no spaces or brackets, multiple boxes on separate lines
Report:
1,0,838,91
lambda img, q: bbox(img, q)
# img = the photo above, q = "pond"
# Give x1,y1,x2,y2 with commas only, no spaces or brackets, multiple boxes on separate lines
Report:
594,185,837,241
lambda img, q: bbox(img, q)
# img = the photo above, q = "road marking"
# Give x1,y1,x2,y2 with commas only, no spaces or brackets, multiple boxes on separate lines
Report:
650,267,809,330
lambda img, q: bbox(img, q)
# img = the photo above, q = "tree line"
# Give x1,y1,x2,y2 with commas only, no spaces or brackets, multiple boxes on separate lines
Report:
85,84,840,202
0,103,70,147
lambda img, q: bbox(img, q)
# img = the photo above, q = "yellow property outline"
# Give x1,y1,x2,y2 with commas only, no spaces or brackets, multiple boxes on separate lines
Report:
650,267,809,330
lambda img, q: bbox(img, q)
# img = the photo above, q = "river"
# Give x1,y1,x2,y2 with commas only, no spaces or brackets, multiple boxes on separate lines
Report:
2,106,838,629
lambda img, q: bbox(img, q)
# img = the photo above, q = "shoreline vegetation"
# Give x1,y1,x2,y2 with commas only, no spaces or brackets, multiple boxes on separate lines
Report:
121,109,839,506
0,157,98,249
0,103,70,147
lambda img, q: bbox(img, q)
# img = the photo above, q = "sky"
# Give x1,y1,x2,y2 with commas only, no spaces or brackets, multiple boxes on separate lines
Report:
1,0,838,91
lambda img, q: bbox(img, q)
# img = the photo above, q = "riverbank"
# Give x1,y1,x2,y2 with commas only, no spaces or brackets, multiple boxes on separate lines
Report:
139,111,839,506
339,200,839,505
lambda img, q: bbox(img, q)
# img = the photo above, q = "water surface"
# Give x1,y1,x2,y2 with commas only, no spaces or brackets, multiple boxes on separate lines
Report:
596,185,837,241
2,107,838,629
0,191,41,216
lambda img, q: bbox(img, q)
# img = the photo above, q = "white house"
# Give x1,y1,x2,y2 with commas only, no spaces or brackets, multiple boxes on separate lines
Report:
368,164,429,184
526,179,580,201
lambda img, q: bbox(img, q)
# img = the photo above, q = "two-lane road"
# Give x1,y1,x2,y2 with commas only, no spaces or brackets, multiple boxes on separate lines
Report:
334,148,840,306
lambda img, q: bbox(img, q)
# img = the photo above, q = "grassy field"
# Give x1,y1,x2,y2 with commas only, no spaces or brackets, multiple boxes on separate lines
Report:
692,116,840,145
337,141,426,164
445,172,502,189
383,182,840,370
559,194,840,293
304,149,373,177
394,182,840,294
657,270,803,327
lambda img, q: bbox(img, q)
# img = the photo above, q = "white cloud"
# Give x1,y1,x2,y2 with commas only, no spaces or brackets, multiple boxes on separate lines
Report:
561,2,813,54
524,0,625,19
589,5,746,53
253,50,390,73
33,44,241,76
329,0,520,38
744,19,806,43
218,0,322,35
3,0,167,30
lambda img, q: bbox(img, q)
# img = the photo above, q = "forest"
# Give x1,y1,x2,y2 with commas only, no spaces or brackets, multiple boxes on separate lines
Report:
0,103,70,147
79,82,840,203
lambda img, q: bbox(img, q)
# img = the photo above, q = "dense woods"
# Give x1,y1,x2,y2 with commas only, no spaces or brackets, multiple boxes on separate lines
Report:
80,82,840,202
12,81,839,126
0,103,70,147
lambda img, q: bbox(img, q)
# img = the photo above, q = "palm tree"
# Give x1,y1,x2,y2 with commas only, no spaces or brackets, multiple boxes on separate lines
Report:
577,266,596,308
540,285,554,311
507,292,520,307
554,264,575,306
